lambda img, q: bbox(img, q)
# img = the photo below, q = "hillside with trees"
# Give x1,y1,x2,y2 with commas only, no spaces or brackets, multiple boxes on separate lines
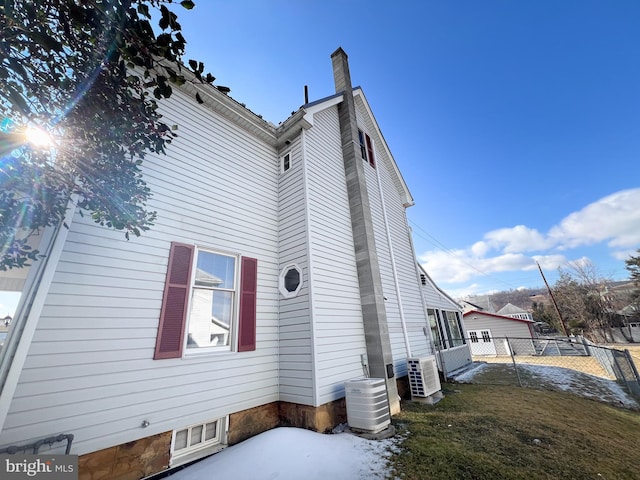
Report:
460,250,640,342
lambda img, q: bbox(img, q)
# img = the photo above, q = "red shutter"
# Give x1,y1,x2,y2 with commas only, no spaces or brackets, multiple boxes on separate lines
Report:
365,134,375,168
154,242,194,359
238,256,258,352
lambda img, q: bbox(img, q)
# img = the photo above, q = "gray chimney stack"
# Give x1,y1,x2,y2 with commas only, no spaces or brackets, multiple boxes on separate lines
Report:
330,47,400,415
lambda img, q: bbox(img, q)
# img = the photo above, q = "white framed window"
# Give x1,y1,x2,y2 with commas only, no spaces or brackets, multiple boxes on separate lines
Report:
281,152,291,173
443,310,465,347
186,248,239,352
279,264,303,298
428,308,466,350
170,417,227,466
154,243,258,360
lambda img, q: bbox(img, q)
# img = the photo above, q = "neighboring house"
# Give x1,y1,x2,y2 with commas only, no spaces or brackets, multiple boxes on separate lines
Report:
418,265,472,377
0,49,444,478
460,295,496,313
496,302,534,321
459,299,485,313
463,310,535,356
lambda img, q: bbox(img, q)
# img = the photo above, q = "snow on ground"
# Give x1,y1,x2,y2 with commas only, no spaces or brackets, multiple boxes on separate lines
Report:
166,427,399,480
452,362,490,383
518,363,639,408
452,362,640,409
169,362,637,479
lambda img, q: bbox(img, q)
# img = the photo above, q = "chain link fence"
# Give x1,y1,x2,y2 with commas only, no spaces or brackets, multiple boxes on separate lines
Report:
452,336,640,406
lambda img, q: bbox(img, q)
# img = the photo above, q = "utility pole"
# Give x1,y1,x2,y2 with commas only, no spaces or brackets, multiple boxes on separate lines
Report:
537,262,569,337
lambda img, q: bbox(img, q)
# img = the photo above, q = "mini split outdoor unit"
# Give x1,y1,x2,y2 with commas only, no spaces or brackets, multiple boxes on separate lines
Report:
407,356,441,398
344,378,391,434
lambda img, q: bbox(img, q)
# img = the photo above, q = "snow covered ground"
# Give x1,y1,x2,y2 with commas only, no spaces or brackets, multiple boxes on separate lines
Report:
167,362,637,479
166,427,399,480
452,362,640,409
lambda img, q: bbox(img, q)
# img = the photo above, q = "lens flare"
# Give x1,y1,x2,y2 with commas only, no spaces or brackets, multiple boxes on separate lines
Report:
24,126,53,148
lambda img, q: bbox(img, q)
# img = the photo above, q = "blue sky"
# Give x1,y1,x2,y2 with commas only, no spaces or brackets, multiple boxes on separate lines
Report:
1,1,639,316
173,0,640,298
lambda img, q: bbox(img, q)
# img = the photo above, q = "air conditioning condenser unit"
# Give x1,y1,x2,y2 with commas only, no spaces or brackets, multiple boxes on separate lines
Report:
344,378,390,434
407,356,441,398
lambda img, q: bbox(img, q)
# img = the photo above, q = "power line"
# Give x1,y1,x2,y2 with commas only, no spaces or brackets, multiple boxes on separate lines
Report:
408,219,542,292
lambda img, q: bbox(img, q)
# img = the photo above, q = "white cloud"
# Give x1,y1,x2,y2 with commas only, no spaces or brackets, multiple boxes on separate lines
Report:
530,254,568,271
418,249,477,284
549,189,640,250
612,248,638,261
471,241,490,257
484,225,552,253
419,249,535,284
418,188,640,289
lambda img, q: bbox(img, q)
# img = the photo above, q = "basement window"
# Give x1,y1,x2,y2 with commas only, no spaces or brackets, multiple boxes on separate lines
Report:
170,417,226,467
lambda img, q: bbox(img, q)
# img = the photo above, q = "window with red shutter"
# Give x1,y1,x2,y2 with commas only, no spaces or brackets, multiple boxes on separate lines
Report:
365,133,375,168
154,244,258,359
357,129,367,161
154,243,194,359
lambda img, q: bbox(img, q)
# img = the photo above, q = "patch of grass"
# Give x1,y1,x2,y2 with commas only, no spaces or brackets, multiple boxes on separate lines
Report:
390,384,640,480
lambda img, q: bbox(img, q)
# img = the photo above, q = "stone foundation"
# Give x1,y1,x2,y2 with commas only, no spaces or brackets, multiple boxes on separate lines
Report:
78,431,171,480
279,398,347,432
77,386,406,479
227,402,280,445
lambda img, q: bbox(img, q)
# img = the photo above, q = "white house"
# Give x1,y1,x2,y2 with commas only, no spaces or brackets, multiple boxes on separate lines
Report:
0,49,447,478
496,302,534,321
463,310,535,356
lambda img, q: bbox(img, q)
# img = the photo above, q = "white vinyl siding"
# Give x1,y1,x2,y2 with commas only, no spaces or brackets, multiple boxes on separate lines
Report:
305,106,367,405
464,313,533,339
0,88,280,456
355,101,432,376
277,134,314,405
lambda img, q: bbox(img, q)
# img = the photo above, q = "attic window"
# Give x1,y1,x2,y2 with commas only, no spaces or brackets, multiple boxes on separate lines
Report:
281,152,291,173
365,133,375,168
357,129,375,168
358,130,367,160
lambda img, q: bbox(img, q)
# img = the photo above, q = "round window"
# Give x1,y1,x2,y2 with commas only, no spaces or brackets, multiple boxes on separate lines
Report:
284,268,300,292
279,264,303,298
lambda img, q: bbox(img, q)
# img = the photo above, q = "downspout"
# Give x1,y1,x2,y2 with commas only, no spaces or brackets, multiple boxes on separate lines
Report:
0,197,76,432
373,161,412,358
